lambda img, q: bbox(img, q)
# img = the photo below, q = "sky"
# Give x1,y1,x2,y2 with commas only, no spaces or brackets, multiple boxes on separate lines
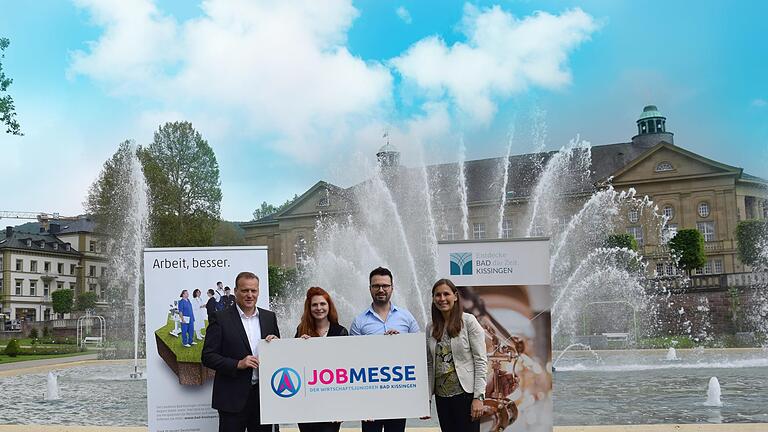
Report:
1,0,767,225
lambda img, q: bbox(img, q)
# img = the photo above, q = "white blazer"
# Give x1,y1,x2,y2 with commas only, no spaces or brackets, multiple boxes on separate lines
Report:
426,312,488,398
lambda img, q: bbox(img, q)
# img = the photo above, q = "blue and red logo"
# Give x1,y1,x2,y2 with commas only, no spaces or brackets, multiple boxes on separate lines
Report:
271,367,301,398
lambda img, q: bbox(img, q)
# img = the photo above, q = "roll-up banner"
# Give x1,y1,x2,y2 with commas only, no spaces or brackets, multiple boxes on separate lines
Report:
144,246,269,432
438,238,553,432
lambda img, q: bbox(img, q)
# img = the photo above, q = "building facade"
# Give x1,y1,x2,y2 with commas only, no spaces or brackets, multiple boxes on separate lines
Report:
242,106,768,280
0,217,108,322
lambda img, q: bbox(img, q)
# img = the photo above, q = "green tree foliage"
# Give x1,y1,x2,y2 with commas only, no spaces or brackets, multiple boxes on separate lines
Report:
268,265,298,299
85,141,138,234
735,219,768,267
252,195,299,221
668,229,706,276
75,292,99,311
0,37,22,135
3,339,20,357
139,121,222,247
605,233,638,251
212,221,246,246
51,289,74,315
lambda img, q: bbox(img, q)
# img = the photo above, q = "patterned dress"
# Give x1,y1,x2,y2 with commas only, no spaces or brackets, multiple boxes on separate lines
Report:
434,331,464,397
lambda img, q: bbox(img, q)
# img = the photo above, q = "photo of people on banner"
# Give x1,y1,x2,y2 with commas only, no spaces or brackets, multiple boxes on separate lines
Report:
155,280,237,385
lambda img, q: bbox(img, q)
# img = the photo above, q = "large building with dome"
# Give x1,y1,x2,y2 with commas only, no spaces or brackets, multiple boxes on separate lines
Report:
242,105,768,288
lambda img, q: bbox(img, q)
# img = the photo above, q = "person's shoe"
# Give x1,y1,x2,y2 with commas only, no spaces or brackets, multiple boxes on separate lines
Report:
183,344,191,347
191,341,198,345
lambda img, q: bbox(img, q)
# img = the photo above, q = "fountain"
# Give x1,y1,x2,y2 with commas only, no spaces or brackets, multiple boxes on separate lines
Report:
45,372,60,401
704,376,723,407
665,347,679,361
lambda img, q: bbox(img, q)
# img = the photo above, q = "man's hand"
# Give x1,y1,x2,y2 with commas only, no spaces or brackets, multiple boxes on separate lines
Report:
384,329,400,335
237,355,259,370
265,334,279,342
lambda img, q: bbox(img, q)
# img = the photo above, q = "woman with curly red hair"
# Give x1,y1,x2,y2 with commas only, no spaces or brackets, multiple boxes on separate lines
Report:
295,286,348,432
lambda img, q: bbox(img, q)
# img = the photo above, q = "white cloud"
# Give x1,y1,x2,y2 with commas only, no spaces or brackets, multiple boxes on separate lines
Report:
391,5,598,124
69,0,393,161
396,6,412,24
752,98,767,108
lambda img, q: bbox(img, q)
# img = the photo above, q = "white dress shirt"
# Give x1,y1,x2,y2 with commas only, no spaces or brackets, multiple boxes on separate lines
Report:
236,304,261,383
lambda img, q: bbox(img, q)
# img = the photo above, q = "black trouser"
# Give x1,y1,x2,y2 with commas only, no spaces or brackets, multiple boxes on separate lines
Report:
218,384,278,432
361,418,406,432
435,392,479,432
297,422,341,432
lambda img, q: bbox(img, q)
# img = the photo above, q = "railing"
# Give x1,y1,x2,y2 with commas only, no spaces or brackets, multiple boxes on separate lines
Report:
652,271,768,291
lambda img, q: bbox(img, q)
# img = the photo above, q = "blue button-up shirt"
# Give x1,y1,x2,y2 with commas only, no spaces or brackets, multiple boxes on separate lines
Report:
349,303,420,335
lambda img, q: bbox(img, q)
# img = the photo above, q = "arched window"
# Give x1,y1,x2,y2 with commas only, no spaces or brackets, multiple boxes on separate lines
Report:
698,202,710,218
628,209,639,223
663,205,674,220
655,161,674,172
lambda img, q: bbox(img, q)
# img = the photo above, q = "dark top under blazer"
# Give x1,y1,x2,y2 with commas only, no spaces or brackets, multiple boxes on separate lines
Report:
205,297,218,323
293,322,349,338
201,305,280,413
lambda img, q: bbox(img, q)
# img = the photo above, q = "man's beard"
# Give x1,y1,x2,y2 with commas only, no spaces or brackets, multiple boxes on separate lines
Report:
372,296,389,306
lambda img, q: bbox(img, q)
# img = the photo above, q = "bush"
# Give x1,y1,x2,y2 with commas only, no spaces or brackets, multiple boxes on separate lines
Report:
735,219,768,267
43,326,50,338
4,339,21,357
605,233,638,251
669,229,706,276
75,292,99,311
52,289,74,315
29,328,39,339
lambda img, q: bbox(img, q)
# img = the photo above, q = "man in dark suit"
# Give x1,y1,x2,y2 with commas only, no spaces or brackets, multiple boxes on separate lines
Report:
221,286,235,309
205,289,218,324
202,271,280,432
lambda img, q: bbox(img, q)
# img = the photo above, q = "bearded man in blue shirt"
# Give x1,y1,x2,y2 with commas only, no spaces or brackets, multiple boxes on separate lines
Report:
350,266,420,432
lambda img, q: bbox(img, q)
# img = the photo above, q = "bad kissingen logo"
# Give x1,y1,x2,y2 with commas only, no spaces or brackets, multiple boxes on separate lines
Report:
449,252,472,275
271,367,301,398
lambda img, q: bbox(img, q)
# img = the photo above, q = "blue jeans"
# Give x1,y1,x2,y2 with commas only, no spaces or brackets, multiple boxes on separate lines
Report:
181,321,194,345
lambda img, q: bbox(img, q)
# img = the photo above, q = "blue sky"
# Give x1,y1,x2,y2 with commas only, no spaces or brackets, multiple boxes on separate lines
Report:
1,0,766,225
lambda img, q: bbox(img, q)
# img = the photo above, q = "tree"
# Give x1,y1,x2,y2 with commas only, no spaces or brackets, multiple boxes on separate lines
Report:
4,339,20,357
668,229,706,276
605,233,638,251
139,121,222,247
252,195,299,221
735,219,768,267
51,289,74,316
75,292,99,311
268,265,298,299
212,221,246,246
1,37,22,135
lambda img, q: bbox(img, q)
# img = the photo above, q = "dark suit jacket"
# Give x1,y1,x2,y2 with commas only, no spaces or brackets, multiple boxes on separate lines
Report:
293,322,349,338
202,305,280,413
205,297,218,323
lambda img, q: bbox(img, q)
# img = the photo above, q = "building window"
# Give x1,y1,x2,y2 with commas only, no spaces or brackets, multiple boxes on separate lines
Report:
703,260,713,275
69,282,75,290
57,263,63,274
57,281,64,291
655,263,664,276
30,260,38,272
662,205,674,220
714,259,723,274
698,202,710,218
39,241,45,249
15,279,23,295
89,265,96,277
444,225,456,241
628,209,639,223
502,219,513,239
697,221,715,242
627,226,644,246
89,240,96,252
473,223,486,239
16,259,23,271
530,223,544,237
43,283,50,297
70,264,76,275
665,262,676,276
30,280,37,296
44,261,51,272
101,267,107,277
53,243,58,251
655,161,674,172
89,283,97,293
662,223,678,243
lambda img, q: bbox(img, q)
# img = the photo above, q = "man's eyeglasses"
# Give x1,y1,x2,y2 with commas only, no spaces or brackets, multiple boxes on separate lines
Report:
369,284,392,291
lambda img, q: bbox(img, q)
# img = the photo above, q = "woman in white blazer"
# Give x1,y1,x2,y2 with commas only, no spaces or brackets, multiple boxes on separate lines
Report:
426,278,488,432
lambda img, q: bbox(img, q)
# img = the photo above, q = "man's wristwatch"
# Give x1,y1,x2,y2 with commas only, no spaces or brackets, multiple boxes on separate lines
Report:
474,393,485,401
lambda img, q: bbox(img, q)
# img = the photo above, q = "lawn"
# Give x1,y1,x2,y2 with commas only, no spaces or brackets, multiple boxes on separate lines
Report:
0,351,91,364
154,314,207,363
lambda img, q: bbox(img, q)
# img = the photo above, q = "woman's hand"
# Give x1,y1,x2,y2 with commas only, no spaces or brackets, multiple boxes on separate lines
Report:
300,334,311,340
470,398,484,420
265,334,279,342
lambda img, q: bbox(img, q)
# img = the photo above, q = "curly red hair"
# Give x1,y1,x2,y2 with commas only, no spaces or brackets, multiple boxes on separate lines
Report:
297,287,339,337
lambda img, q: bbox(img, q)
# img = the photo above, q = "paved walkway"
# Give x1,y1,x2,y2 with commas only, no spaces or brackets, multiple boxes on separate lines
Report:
0,426,767,432
0,353,99,376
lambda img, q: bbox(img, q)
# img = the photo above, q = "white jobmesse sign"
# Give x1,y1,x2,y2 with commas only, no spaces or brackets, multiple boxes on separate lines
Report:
144,246,269,432
438,238,551,285
259,333,430,424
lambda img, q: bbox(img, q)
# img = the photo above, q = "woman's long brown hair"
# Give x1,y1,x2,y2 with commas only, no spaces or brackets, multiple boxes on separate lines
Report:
297,286,339,337
431,278,463,339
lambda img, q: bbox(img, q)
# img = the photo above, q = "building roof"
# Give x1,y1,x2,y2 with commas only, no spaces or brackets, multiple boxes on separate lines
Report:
0,229,81,256
638,105,664,120
56,216,97,234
